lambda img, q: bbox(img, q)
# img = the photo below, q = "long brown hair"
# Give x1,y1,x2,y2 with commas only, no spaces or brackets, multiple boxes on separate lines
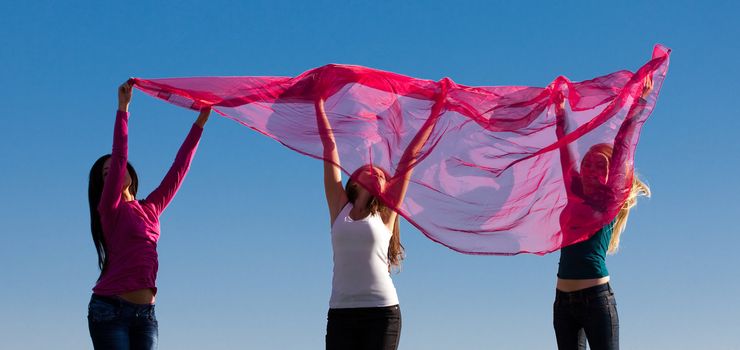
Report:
345,165,405,268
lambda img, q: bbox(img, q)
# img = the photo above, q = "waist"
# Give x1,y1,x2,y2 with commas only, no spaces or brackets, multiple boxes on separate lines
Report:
118,288,156,304
332,254,393,284
93,262,159,296
555,282,613,302
329,275,398,309
557,253,609,279
91,293,155,308
328,304,401,316
556,276,610,292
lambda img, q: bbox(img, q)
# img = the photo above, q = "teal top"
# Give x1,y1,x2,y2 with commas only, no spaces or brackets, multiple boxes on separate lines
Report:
557,221,614,279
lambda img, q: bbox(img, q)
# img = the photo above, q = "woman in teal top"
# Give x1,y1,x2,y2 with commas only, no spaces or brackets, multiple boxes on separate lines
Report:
552,76,653,350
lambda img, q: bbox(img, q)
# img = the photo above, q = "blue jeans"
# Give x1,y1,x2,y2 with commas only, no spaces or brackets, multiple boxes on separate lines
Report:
87,294,158,350
553,283,619,350
326,305,402,350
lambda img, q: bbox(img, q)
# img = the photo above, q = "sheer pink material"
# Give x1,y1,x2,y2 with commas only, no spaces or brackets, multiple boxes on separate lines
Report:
132,45,670,255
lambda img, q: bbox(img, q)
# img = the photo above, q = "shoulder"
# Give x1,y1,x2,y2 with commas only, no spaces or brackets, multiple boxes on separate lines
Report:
331,201,351,227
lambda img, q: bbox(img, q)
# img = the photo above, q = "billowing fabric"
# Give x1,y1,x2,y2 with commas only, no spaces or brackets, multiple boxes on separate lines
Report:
132,45,669,255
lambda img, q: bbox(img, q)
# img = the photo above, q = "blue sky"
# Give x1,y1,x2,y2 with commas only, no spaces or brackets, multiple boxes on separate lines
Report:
1,1,738,349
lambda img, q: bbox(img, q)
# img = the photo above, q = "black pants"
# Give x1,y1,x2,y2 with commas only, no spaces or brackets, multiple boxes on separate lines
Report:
326,305,402,350
553,283,619,350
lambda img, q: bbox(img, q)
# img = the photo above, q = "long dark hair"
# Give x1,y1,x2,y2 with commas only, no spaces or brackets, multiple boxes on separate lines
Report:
88,154,139,275
345,165,405,268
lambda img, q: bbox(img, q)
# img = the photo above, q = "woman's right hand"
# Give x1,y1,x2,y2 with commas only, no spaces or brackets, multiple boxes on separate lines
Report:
554,91,567,132
118,81,133,112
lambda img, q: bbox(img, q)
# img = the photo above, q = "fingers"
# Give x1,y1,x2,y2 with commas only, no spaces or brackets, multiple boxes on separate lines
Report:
119,81,133,94
640,74,654,99
118,80,134,111
554,92,566,112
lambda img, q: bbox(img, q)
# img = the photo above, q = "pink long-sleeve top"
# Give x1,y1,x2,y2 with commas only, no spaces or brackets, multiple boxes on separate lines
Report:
93,110,202,296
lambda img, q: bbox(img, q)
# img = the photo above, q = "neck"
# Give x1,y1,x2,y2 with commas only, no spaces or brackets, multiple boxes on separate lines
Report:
352,192,371,213
354,192,372,209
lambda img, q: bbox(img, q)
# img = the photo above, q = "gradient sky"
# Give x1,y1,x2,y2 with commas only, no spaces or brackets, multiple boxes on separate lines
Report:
1,1,738,349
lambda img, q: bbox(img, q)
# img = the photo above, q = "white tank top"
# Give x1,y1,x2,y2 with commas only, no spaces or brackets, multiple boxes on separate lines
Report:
329,203,399,309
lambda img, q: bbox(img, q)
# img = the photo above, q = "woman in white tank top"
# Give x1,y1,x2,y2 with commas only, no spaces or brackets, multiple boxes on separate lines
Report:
315,97,439,350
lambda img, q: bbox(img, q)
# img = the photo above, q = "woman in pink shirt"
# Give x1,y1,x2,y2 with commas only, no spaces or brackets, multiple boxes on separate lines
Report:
86,81,209,349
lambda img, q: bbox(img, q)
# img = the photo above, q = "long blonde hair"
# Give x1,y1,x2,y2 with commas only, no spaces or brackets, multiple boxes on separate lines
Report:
608,175,651,254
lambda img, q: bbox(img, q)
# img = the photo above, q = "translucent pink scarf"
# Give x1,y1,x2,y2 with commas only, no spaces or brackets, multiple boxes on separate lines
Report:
133,44,670,255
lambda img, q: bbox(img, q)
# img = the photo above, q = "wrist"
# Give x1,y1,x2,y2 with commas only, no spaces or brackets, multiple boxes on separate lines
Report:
195,117,208,128
118,103,129,112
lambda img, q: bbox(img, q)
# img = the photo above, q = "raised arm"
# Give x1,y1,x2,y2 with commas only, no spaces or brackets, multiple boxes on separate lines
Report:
554,92,580,191
381,94,445,228
144,107,209,215
98,82,133,214
316,99,348,225
606,75,653,191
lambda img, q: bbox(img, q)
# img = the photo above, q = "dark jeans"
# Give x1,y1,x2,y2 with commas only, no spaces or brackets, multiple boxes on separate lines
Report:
326,305,402,350
87,294,158,350
553,283,619,350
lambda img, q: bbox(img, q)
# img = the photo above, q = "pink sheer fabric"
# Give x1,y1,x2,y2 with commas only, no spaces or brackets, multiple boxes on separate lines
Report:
132,45,670,255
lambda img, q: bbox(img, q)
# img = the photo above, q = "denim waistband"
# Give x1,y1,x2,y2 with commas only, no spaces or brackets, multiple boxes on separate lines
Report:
91,294,155,311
